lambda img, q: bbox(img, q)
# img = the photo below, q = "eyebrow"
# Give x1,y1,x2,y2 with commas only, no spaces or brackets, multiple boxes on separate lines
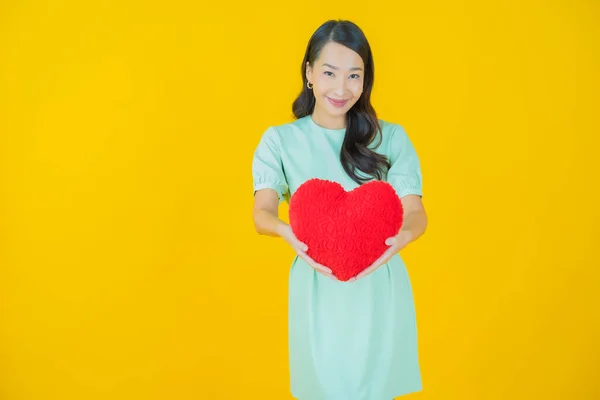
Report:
322,63,363,71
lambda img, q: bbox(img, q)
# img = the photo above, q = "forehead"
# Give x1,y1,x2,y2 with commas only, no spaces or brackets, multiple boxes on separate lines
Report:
316,42,364,69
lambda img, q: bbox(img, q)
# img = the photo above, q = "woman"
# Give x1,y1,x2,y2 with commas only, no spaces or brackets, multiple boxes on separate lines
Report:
252,19,428,400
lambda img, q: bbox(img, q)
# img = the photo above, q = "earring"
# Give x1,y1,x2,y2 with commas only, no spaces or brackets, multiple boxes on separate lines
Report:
307,81,313,89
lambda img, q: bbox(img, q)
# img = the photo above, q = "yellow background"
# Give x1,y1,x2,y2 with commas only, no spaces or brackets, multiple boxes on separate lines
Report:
1,1,598,399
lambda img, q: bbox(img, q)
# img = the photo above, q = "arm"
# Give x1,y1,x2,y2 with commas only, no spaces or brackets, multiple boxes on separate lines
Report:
399,194,428,244
352,127,427,283
351,194,427,281
252,188,288,237
252,187,337,278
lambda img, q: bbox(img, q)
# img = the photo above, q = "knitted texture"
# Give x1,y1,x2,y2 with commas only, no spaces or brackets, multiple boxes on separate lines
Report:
289,178,403,281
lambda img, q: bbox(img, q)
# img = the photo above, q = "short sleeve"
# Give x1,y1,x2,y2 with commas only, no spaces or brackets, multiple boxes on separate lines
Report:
387,124,423,198
252,126,289,204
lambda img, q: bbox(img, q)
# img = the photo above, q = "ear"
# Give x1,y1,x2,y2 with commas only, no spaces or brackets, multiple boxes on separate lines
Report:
305,61,312,83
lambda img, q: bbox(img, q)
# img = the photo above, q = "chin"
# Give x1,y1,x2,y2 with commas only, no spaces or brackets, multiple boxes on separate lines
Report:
327,106,347,114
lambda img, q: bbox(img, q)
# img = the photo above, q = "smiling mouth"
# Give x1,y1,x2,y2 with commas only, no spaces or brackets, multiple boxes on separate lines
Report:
327,97,349,107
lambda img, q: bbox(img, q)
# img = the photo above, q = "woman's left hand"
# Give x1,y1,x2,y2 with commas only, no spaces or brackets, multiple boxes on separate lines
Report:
349,230,413,281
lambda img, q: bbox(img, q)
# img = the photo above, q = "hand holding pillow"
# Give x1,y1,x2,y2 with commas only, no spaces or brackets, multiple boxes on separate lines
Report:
289,178,404,282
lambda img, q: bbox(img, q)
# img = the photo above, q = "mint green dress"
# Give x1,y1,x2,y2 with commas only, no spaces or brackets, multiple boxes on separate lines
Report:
252,115,423,400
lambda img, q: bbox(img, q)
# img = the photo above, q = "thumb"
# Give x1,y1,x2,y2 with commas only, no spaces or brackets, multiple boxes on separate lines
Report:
385,237,396,246
298,241,308,252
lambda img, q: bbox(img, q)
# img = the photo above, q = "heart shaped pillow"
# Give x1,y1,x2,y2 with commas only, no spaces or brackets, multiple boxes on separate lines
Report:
289,178,403,281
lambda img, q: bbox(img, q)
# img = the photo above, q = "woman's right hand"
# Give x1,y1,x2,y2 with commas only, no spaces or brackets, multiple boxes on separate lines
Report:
278,224,338,281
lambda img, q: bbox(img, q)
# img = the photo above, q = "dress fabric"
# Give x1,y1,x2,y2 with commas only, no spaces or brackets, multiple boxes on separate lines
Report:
252,115,424,400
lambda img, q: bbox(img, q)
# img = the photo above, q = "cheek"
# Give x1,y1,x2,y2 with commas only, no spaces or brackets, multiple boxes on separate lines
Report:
350,81,363,97
314,75,330,91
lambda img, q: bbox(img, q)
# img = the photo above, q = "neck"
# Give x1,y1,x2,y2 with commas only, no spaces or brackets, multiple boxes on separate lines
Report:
311,108,346,130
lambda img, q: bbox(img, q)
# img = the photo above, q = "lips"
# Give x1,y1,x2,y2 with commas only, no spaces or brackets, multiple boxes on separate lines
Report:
327,97,348,107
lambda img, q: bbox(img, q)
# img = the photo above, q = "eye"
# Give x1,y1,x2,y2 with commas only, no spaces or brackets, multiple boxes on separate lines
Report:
350,74,361,79
324,71,334,76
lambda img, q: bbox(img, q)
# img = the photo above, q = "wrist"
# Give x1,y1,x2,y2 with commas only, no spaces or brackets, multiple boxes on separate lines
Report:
275,221,290,237
399,228,415,243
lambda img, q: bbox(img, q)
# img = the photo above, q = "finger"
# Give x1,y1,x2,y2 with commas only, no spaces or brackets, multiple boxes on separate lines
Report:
312,264,333,275
302,253,333,274
376,247,397,265
301,254,336,279
355,249,395,280
317,270,338,281
294,240,308,252
356,261,379,280
296,251,333,274
355,265,377,280
305,259,336,279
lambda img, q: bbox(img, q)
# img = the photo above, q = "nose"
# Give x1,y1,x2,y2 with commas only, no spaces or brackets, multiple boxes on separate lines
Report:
334,77,347,96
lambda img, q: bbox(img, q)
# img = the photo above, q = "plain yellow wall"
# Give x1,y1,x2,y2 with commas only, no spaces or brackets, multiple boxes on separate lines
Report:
1,1,598,399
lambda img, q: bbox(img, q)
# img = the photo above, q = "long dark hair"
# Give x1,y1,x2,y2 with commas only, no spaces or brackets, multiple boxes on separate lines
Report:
292,20,390,185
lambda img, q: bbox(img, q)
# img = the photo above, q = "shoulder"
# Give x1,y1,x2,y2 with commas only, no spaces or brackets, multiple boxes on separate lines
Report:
374,119,420,161
257,117,305,142
271,116,310,136
375,119,409,152
377,119,407,140
259,117,310,148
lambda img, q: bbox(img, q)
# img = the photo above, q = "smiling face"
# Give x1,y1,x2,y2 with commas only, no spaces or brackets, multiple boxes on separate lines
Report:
306,41,365,126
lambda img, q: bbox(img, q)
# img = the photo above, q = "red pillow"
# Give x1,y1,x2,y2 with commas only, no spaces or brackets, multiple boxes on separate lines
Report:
289,178,403,281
